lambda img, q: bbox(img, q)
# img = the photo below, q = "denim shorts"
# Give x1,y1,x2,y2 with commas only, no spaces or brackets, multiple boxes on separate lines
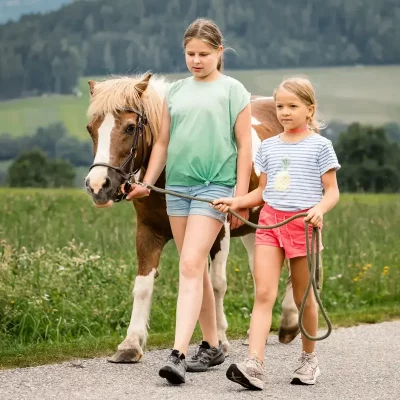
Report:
165,184,234,224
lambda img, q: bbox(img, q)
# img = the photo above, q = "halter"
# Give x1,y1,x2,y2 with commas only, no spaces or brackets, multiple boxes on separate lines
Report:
88,107,150,202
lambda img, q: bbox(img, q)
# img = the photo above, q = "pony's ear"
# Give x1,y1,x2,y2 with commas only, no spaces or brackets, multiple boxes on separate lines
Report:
88,80,97,96
135,73,152,96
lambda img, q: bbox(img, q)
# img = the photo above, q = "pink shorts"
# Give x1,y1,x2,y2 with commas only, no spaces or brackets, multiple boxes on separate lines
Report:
255,203,323,259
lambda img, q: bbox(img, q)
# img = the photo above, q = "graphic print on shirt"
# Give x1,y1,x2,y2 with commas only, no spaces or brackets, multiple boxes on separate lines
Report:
274,154,291,191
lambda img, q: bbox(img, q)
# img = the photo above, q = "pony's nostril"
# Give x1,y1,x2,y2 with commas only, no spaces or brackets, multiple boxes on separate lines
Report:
85,179,94,193
103,176,112,189
85,179,93,194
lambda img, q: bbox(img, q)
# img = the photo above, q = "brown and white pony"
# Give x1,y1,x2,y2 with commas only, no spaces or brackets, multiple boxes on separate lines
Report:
84,73,300,363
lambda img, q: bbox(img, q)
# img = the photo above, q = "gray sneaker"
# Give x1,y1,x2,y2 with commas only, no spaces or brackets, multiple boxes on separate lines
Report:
291,351,321,385
159,350,187,384
226,356,264,390
186,341,225,372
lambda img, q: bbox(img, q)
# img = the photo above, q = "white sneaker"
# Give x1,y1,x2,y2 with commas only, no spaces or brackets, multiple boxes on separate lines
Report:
291,351,321,385
226,356,264,390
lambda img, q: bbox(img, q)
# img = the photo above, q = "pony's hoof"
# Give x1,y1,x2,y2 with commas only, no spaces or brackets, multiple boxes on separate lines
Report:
278,325,300,344
107,348,143,363
221,341,230,355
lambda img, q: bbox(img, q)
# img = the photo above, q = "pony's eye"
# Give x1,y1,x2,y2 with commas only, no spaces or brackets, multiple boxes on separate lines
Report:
86,125,93,135
125,124,135,134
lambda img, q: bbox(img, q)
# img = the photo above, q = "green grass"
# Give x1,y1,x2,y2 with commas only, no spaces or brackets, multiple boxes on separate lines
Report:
0,191,399,369
0,65,399,138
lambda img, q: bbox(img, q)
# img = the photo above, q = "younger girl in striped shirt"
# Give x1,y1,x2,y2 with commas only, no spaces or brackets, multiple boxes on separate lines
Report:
213,76,340,389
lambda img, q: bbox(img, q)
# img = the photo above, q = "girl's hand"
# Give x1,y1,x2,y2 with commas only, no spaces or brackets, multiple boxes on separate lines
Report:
229,208,249,230
212,197,240,213
304,205,323,228
122,184,150,200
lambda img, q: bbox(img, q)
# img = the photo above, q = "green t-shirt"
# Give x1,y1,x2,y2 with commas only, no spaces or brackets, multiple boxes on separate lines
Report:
165,75,251,187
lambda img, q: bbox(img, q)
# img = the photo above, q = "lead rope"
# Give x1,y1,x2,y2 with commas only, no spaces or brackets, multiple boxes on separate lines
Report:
136,182,332,341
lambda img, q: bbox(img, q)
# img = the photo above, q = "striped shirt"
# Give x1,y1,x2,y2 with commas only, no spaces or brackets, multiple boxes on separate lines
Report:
254,134,341,211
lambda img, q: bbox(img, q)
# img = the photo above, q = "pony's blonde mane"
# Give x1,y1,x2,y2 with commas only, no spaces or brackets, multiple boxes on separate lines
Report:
87,73,167,142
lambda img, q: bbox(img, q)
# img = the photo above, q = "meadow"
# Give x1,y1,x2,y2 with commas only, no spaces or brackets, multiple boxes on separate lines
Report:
0,189,399,368
0,65,399,139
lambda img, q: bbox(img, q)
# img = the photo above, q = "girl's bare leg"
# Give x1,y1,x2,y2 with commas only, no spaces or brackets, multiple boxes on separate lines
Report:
248,245,285,361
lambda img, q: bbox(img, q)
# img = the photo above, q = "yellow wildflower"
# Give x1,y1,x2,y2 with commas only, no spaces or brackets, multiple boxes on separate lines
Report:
10,300,15,304
353,277,359,282
234,268,240,272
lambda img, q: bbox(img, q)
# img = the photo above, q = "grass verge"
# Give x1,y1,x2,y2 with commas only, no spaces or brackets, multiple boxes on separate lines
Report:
1,304,398,370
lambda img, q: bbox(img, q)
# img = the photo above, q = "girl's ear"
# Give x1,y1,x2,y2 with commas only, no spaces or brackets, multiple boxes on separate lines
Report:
308,104,315,119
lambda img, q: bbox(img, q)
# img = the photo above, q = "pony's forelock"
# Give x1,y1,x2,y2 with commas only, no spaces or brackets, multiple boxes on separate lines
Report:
87,73,167,141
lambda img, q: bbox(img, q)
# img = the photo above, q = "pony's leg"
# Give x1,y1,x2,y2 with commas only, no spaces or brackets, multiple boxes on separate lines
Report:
109,222,167,363
240,233,256,286
240,233,256,345
278,254,323,343
278,261,300,343
209,222,230,354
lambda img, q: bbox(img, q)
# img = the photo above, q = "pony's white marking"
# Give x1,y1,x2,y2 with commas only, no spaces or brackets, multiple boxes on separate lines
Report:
251,126,262,176
210,222,230,351
125,268,157,346
251,116,261,125
134,171,141,183
240,233,256,289
86,113,115,194
252,96,273,101
280,268,299,330
149,75,167,98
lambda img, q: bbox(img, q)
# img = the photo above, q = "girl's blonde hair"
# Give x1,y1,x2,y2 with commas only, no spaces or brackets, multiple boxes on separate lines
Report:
273,76,325,133
183,18,225,71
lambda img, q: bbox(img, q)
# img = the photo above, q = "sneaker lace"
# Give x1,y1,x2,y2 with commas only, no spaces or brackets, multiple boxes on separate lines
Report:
296,352,316,373
191,344,215,364
191,345,206,361
246,356,263,378
167,354,182,366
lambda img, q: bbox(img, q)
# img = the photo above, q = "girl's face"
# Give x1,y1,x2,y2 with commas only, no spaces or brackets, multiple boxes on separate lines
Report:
185,38,222,79
275,88,314,131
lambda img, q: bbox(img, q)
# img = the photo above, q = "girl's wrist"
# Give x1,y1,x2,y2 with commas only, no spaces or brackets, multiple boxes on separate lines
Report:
234,196,244,209
141,180,151,195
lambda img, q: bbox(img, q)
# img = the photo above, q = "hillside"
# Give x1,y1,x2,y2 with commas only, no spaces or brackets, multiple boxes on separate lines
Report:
0,65,399,139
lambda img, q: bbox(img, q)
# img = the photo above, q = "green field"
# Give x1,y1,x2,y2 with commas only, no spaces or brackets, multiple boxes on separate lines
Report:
0,190,399,368
0,65,399,139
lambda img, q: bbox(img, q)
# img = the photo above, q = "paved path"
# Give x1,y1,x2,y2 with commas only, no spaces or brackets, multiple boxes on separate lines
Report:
1,321,399,400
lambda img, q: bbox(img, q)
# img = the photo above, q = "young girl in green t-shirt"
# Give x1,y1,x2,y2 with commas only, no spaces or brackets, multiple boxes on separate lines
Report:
126,18,252,384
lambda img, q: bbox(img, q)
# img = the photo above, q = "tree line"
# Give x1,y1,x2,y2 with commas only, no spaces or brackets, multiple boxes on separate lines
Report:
0,123,92,166
0,0,399,99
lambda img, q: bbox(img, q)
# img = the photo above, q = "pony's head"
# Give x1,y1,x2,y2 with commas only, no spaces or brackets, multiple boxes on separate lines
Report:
84,73,165,207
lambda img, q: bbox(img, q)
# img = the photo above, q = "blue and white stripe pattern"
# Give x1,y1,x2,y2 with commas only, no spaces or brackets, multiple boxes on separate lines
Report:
255,134,341,211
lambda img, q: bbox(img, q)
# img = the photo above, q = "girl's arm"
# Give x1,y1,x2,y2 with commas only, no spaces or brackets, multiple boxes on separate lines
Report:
234,104,252,197
213,173,266,212
305,169,340,227
230,103,253,228
126,100,170,199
